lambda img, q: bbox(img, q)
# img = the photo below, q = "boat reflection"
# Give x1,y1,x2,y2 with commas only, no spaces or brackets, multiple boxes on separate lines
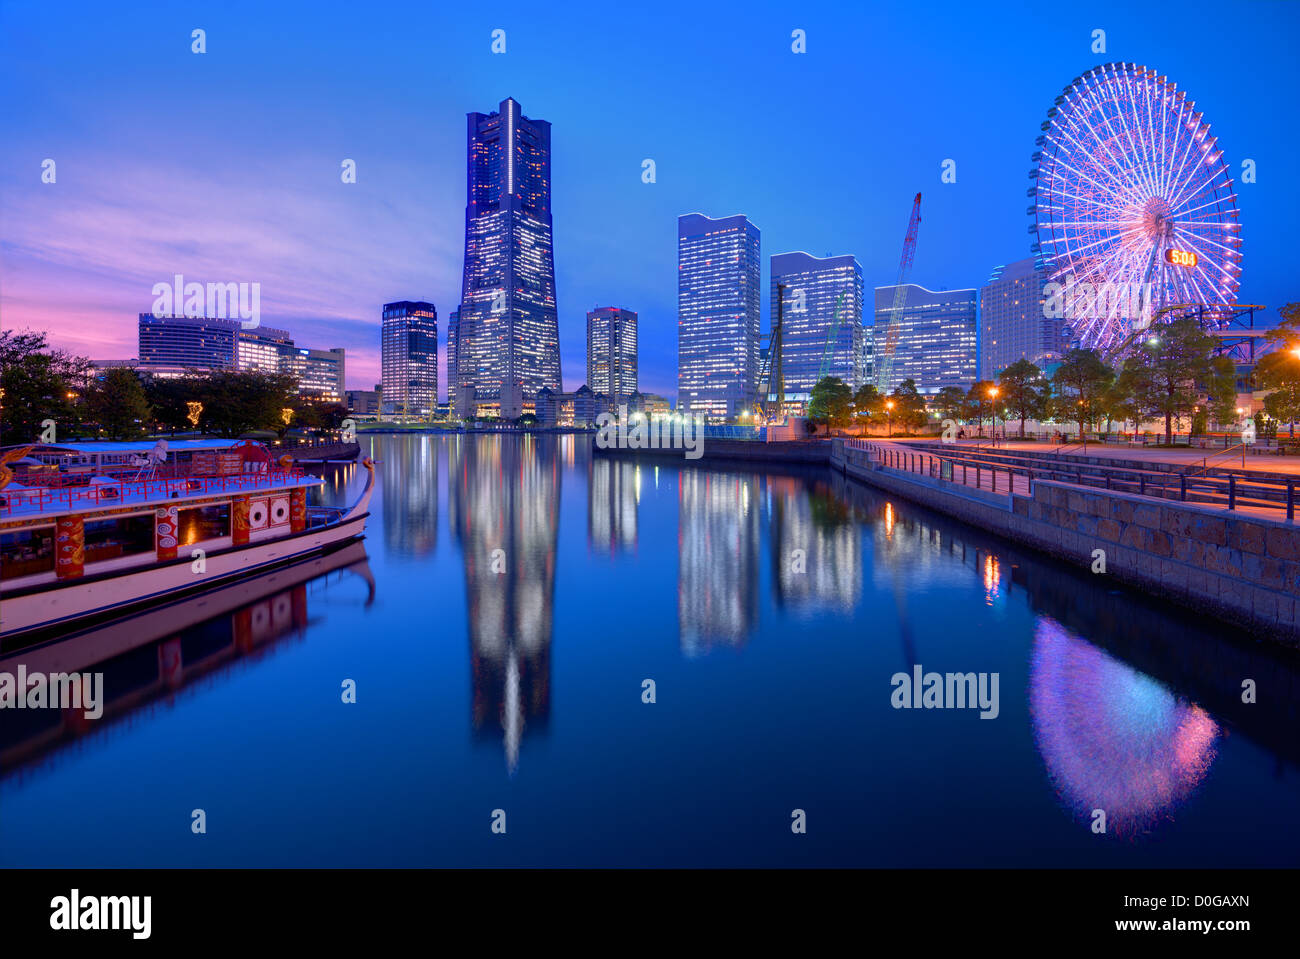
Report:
0,540,374,781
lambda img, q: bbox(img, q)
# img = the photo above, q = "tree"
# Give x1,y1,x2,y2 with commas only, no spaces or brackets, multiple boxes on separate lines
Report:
808,376,854,429
1051,349,1114,445
932,386,967,424
995,360,1051,438
888,379,928,432
0,329,91,443
85,367,151,440
851,383,883,433
1254,303,1300,437
196,369,299,438
963,380,998,436
145,374,202,434
1099,373,1141,436
1120,318,1234,445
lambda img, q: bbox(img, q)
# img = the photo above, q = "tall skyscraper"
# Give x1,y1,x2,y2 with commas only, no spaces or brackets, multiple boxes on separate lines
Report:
979,257,1067,379
873,285,977,394
381,300,438,418
769,252,865,397
455,97,561,417
677,213,761,421
586,306,638,409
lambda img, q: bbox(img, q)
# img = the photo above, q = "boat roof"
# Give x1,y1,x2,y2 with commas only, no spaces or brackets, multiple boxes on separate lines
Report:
0,473,322,524
8,440,245,455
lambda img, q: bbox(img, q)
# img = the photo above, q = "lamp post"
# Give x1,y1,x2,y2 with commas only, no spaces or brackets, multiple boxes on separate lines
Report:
885,400,894,438
988,386,999,446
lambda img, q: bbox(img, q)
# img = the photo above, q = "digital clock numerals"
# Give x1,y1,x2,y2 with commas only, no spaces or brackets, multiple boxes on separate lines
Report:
1165,248,1199,268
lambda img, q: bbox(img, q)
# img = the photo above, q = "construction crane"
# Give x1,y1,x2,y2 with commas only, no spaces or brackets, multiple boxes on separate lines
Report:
875,192,922,391
816,291,849,384
755,283,787,420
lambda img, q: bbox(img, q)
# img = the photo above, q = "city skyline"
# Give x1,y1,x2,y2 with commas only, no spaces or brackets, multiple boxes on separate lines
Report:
3,2,1298,398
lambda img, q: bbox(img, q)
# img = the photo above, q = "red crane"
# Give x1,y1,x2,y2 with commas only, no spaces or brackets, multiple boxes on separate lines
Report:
875,192,922,390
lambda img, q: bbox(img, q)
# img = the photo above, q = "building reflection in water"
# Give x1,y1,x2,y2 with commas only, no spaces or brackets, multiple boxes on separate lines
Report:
677,470,759,655
1029,616,1219,836
450,435,557,775
381,435,438,557
588,457,639,555
768,477,860,612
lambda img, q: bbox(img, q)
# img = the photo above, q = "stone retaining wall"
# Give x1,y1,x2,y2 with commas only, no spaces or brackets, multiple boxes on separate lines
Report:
832,441,1300,645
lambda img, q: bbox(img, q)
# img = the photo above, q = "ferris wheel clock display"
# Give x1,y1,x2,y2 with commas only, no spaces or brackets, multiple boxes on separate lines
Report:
1029,62,1243,353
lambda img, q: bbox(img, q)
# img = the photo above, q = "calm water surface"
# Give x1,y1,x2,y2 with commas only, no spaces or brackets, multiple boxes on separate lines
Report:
2,434,1298,867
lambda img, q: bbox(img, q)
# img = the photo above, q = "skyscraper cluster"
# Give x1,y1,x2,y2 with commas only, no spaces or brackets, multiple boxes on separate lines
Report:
373,96,1070,424
136,314,346,401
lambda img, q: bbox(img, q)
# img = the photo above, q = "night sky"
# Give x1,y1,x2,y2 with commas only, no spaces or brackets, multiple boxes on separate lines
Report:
3,0,1296,395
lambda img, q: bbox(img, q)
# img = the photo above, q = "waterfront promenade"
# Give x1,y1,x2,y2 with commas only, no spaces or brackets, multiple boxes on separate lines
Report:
834,438,1300,643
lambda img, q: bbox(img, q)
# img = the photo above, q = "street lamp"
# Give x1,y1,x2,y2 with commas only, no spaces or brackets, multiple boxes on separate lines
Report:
885,400,894,438
988,386,999,444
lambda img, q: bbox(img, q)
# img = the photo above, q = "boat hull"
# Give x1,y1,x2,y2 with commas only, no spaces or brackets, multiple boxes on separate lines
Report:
0,513,368,647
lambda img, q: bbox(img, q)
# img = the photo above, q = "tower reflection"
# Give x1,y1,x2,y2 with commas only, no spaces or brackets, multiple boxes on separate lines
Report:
381,435,438,557
768,477,860,612
677,470,759,655
450,435,558,774
588,456,639,555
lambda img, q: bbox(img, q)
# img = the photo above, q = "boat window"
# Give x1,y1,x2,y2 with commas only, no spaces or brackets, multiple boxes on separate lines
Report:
85,514,155,564
178,504,231,545
1,527,56,579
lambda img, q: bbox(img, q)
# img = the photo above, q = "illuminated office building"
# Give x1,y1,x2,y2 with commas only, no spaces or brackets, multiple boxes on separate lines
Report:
677,213,761,421
455,98,562,414
586,307,638,411
979,257,1067,379
769,252,865,396
381,300,438,418
872,284,977,394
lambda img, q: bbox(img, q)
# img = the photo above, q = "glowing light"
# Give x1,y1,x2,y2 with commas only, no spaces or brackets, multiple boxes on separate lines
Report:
186,401,203,427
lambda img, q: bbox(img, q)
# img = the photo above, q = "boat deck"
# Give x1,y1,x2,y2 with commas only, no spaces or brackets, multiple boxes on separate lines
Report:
0,470,323,522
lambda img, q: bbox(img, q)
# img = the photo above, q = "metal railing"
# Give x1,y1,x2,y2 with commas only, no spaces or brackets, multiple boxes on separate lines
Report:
849,439,1300,520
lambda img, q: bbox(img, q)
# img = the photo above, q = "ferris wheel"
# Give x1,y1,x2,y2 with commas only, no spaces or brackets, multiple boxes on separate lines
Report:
1029,62,1243,354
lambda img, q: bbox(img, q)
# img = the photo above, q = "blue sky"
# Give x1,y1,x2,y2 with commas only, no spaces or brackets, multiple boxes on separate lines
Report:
2,0,1297,394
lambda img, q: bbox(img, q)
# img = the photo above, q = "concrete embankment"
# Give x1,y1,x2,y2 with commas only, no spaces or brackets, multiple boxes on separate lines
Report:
832,440,1300,645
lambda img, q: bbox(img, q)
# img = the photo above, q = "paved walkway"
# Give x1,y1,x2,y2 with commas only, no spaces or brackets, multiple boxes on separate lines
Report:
852,439,1295,522
860,441,1032,497
877,436,1300,476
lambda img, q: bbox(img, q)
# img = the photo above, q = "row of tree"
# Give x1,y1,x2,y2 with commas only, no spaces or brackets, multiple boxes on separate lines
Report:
1,330,349,441
807,310,1261,443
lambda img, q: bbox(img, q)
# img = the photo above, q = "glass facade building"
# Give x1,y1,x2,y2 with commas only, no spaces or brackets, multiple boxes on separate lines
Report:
455,98,562,412
872,284,977,394
381,300,438,418
586,307,637,410
138,314,239,373
677,213,761,421
978,257,1068,379
769,252,865,396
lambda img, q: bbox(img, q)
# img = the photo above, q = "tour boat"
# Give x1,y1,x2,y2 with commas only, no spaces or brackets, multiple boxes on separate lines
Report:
0,439,374,648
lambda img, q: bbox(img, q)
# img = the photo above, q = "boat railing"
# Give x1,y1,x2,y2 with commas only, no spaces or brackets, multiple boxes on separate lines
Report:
0,467,310,517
